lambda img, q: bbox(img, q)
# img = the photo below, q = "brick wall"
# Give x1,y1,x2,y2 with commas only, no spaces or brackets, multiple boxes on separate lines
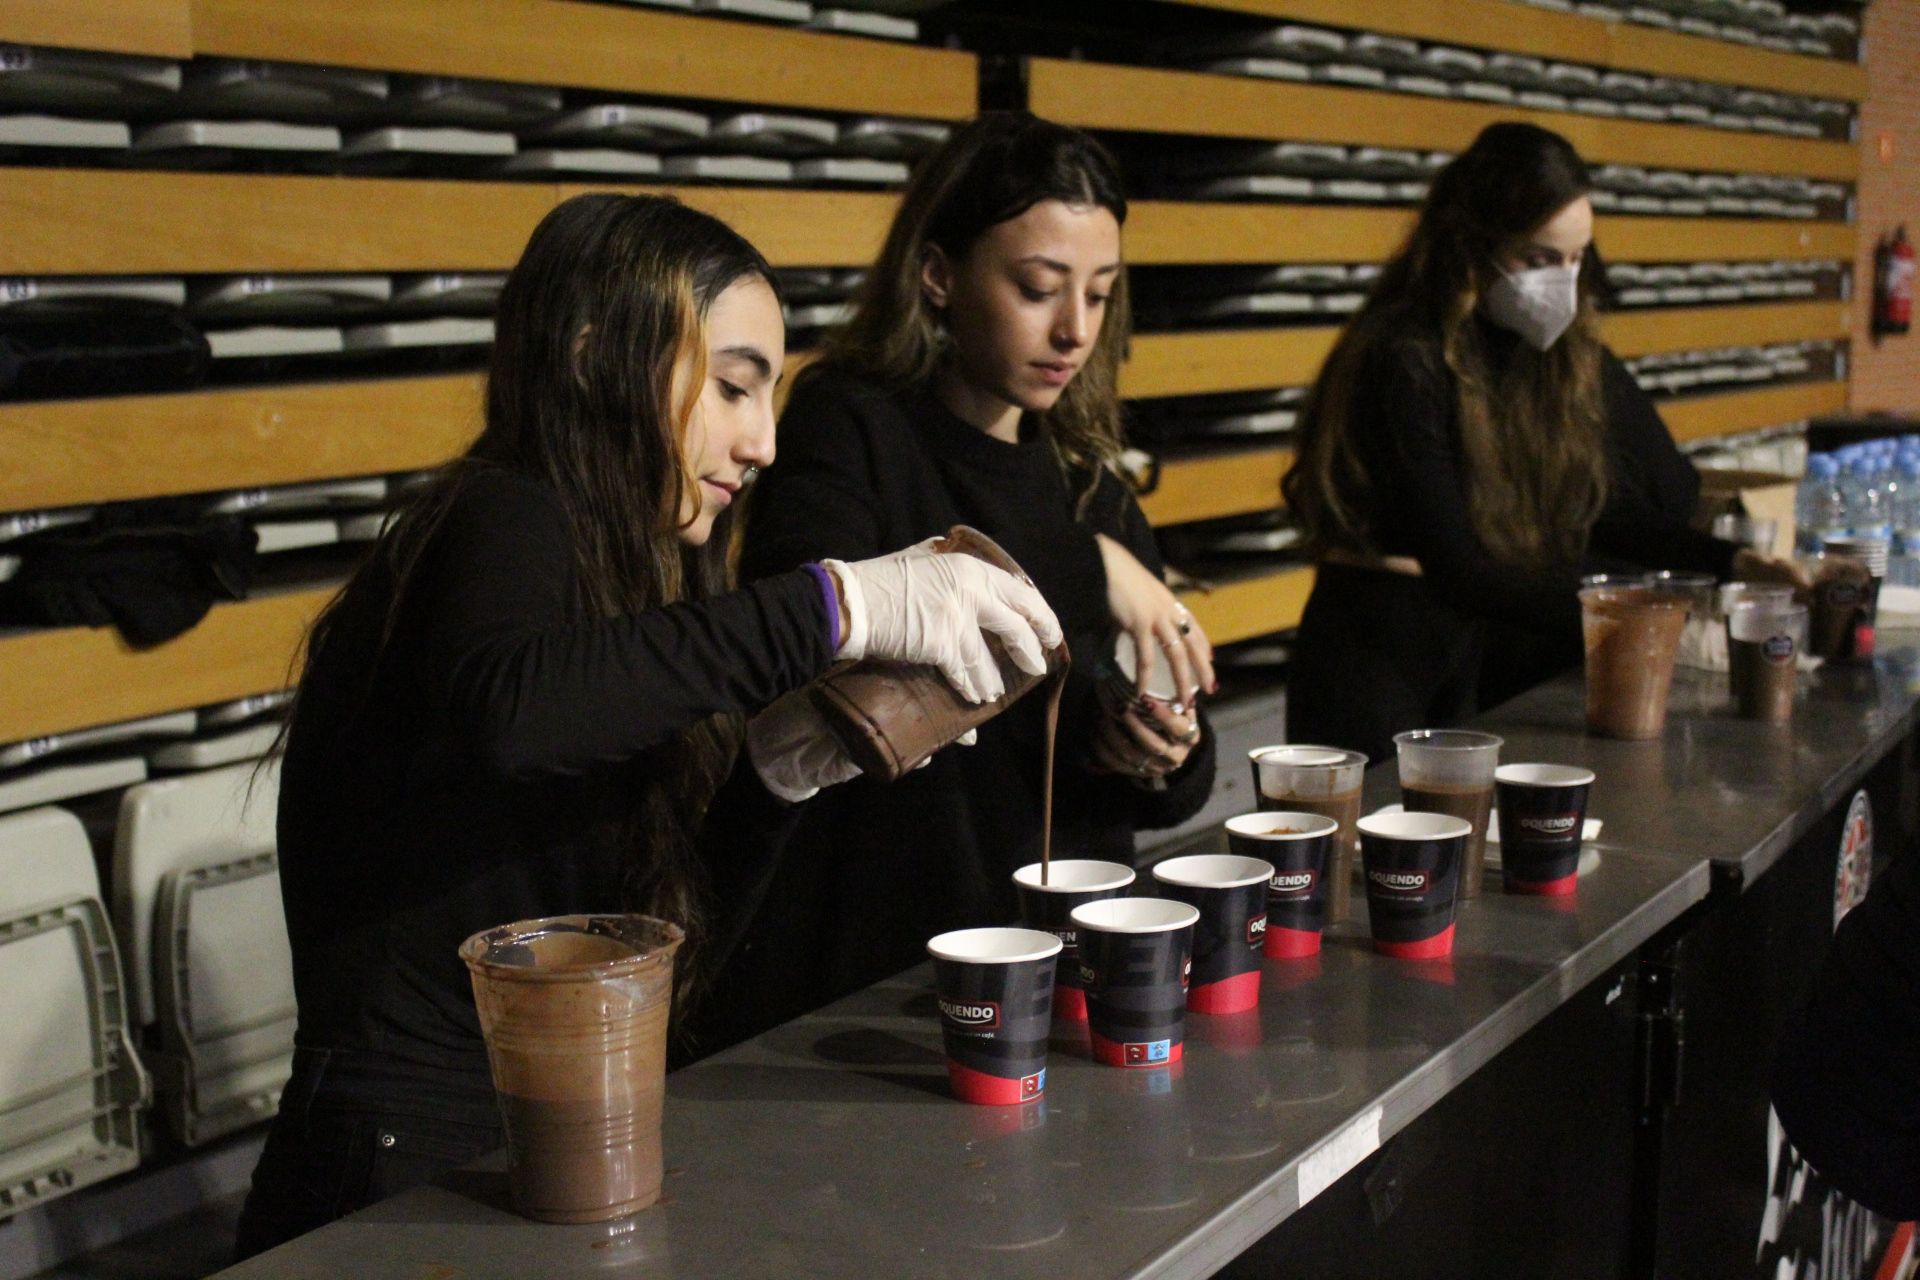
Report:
1851,0,1920,412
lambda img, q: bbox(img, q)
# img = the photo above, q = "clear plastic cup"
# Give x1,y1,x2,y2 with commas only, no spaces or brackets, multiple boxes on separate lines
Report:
460,915,683,1224
1578,587,1690,739
1247,745,1366,921
1727,600,1808,723
1394,729,1502,898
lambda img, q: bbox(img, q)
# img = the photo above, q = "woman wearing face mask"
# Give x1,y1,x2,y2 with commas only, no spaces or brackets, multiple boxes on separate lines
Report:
1282,122,1804,763
690,112,1217,1053
233,194,1060,1257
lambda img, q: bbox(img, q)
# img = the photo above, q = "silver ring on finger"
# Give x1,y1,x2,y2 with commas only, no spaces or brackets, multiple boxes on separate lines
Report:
1177,723,1200,745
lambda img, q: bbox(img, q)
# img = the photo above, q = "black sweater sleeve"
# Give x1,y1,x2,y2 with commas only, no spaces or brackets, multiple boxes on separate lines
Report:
1362,344,1584,634
409,471,834,779
1589,350,1740,580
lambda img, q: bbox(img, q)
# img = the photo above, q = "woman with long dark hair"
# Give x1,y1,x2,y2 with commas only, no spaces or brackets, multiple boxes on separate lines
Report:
695,112,1217,1052
234,193,1060,1256
1283,122,1805,762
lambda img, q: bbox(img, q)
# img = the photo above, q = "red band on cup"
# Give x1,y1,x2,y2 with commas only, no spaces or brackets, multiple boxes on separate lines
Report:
1373,923,1456,960
1186,969,1261,1015
1089,1031,1185,1068
946,1058,1041,1106
1262,925,1323,959
1507,871,1578,897
1052,984,1088,1021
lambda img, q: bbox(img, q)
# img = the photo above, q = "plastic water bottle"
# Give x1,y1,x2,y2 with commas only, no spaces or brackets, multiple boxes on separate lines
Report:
1846,454,1892,541
1797,454,1848,554
1894,457,1920,588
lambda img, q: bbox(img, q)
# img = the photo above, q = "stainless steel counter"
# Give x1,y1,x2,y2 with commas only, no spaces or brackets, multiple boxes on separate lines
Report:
216,640,1920,1280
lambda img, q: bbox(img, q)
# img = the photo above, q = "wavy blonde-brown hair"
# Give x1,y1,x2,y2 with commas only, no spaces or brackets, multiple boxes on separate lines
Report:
802,111,1131,498
1285,123,1610,567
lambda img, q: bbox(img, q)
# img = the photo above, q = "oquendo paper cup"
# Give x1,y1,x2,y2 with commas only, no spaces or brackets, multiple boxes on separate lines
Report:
927,927,1061,1105
1493,764,1595,896
1011,859,1135,1021
1225,811,1338,958
1357,811,1471,959
1152,854,1273,1014
1070,898,1199,1068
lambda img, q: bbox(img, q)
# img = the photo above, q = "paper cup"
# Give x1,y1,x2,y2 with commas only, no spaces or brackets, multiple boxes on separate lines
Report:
927,927,1061,1105
1358,811,1470,959
1151,854,1273,1014
1070,898,1199,1068
1494,764,1595,895
1011,860,1135,1021
1225,811,1338,958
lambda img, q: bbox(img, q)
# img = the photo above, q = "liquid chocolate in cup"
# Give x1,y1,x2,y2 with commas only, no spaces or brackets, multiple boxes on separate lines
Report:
1727,601,1807,723
1578,587,1690,740
1247,745,1366,922
809,525,1071,782
1393,729,1501,899
460,914,683,1224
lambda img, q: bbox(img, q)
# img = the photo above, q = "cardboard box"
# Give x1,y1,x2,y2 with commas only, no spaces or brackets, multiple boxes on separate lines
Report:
1694,468,1798,558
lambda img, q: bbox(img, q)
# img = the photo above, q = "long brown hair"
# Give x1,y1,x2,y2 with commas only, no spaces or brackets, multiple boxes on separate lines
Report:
805,110,1131,495
289,194,778,985
1285,122,1609,567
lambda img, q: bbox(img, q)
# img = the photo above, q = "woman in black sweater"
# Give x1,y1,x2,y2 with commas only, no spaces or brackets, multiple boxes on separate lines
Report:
692,113,1218,1054
1283,123,1809,764
234,195,1061,1257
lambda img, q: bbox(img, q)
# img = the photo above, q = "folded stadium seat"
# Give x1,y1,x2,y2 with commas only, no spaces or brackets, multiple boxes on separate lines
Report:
111,761,293,1146
0,806,148,1214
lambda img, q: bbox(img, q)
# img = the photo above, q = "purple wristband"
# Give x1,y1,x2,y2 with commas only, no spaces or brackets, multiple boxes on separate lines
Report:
804,562,842,655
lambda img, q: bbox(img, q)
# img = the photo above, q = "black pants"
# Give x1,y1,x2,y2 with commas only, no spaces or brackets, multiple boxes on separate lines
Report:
1285,563,1487,766
233,1047,501,1262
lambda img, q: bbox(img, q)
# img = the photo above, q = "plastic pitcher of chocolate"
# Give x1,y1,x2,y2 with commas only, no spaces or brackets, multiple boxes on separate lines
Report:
808,526,1070,782
460,914,683,1224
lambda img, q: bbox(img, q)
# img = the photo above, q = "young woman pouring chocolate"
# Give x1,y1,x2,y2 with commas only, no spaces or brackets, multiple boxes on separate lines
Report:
235,194,1061,1257
692,112,1218,1054
1283,122,1814,764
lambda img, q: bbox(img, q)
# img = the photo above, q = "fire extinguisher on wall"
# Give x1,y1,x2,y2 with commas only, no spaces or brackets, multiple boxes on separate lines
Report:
1873,225,1914,338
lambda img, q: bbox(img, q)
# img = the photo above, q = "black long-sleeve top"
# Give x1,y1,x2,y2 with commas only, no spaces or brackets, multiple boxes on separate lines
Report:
1344,327,1738,635
686,368,1216,1053
274,468,834,1093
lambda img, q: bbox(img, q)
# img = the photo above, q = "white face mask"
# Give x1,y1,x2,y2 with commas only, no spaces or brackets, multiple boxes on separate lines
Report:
1484,262,1581,351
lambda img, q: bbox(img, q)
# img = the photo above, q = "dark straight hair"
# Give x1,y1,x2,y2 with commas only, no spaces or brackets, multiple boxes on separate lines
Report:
808,110,1133,496
1286,122,1610,568
287,193,779,990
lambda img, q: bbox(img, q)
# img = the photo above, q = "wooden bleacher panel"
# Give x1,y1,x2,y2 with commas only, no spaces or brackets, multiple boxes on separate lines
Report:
187,0,977,119
0,589,333,746
1137,447,1295,526
0,171,897,276
1151,0,1867,100
1179,566,1316,646
0,0,192,58
1026,58,1859,181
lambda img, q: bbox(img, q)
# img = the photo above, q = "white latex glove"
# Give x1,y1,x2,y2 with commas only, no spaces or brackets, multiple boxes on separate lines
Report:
747,688,862,805
824,541,1063,704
